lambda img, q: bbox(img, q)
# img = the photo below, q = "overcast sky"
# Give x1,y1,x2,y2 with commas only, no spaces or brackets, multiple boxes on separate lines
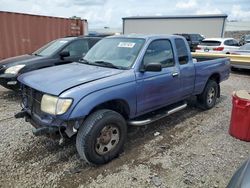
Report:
0,0,250,29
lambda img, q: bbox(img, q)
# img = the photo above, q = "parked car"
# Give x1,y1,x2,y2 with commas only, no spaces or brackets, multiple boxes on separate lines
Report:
15,35,230,164
239,34,250,45
196,38,240,54
0,36,102,90
230,43,250,70
175,33,204,52
227,158,250,188
231,43,250,55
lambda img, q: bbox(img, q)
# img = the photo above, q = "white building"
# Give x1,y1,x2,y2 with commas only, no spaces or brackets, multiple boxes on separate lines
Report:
225,21,250,31
122,14,228,38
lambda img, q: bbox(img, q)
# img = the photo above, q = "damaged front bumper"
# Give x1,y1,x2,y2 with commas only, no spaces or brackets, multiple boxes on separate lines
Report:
15,109,81,138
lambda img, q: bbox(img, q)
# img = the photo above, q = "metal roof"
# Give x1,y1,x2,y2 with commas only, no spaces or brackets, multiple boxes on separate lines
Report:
0,11,87,21
123,14,228,20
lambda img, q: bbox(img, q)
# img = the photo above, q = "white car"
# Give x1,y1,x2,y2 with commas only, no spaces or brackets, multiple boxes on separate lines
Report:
196,38,240,54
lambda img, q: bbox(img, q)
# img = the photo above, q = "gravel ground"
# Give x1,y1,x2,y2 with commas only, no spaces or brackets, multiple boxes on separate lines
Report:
0,70,250,188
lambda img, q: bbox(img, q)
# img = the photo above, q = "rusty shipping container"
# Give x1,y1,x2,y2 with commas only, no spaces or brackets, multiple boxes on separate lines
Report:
0,11,88,60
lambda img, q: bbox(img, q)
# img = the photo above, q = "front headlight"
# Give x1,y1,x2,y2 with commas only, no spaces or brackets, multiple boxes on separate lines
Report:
41,94,73,115
56,98,73,115
5,64,25,74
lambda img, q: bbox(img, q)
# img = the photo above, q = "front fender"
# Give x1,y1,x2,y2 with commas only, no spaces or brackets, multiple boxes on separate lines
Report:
68,81,137,120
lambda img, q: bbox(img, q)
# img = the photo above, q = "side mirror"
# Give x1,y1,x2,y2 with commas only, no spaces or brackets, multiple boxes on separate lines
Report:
59,51,70,59
144,63,162,72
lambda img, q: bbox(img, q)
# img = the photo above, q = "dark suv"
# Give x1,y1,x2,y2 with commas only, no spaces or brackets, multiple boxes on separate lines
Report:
175,33,204,52
0,36,102,90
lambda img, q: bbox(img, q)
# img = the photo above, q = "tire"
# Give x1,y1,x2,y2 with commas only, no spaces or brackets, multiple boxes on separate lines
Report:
76,109,127,165
197,80,218,110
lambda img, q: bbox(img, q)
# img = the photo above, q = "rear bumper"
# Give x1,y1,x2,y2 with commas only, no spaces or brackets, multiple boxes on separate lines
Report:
0,74,19,90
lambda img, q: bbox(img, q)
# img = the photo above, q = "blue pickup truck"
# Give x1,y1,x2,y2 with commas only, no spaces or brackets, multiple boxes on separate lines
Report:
16,35,230,164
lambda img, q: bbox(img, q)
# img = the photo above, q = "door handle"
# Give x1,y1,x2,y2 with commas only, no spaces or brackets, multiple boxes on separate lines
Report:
172,72,179,77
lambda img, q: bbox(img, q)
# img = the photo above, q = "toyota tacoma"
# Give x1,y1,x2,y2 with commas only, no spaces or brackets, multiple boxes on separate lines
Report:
16,35,230,164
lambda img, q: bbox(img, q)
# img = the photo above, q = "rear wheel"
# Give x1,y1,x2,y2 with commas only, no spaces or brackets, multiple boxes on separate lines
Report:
198,80,218,110
76,109,127,165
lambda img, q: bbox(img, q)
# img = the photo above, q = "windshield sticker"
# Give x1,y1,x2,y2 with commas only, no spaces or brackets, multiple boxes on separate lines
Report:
118,42,135,48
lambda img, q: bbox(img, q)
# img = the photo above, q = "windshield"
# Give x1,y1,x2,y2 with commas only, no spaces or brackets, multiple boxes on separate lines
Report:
239,43,250,50
83,38,145,69
32,38,72,56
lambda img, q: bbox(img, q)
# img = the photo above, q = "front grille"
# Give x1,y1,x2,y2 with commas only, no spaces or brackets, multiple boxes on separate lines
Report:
22,86,43,116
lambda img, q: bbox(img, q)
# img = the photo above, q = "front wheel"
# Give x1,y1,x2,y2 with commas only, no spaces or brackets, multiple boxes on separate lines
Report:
198,80,218,110
76,109,127,165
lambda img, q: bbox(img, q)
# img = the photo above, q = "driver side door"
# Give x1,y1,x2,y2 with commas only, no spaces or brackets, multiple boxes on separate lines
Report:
136,39,181,114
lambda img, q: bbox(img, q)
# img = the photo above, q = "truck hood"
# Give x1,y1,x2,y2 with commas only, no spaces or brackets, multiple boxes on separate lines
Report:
18,62,124,95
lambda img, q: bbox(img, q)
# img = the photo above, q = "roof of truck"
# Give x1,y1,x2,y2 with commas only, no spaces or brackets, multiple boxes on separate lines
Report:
107,34,183,40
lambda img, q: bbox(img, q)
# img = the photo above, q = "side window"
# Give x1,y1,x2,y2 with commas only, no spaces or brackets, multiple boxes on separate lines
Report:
175,38,189,65
190,35,198,42
183,35,191,41
198,35,204,42
232,40,239,46
224,40,229,46
143,40,174,68
224,40,232,46
89,38,101,48
62,40,89,56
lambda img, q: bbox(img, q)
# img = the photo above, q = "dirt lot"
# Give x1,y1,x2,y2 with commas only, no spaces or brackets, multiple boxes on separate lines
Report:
0,70,250,188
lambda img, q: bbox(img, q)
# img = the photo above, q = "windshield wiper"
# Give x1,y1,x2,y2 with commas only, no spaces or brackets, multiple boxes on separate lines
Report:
93,61,122,69
79,58,91,64
79,59,123,69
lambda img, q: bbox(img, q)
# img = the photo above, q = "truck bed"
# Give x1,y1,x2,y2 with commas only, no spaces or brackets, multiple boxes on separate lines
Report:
192,57,230,95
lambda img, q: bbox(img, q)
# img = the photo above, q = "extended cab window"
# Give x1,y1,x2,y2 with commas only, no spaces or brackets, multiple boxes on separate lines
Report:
175,38,189,65
143,40,174,68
